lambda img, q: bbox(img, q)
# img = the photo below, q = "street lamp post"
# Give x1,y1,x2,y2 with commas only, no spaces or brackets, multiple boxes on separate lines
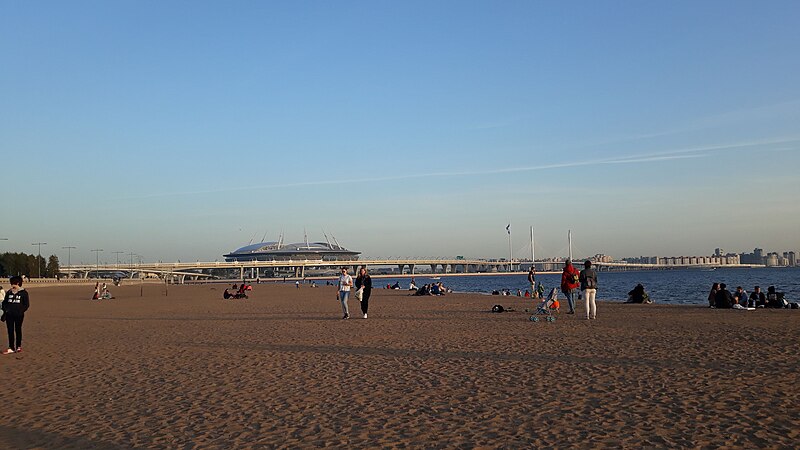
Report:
63,246,76,279
32,242,47,278
112,251,125,268
91,249,103,279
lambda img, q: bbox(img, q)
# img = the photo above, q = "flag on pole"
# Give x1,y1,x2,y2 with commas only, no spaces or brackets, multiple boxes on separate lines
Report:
506,224,511,235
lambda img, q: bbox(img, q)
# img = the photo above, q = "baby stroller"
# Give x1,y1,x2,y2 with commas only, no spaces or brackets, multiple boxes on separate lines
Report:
529,287,559,322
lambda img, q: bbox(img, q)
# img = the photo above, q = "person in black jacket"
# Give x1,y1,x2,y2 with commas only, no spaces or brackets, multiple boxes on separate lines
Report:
749,286,766,308
355,267,373,319
714,283,734,309
2,276,30,354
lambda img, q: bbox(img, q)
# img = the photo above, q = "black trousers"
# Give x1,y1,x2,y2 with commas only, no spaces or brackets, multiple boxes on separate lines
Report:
361,289,372,314
6,313,23,350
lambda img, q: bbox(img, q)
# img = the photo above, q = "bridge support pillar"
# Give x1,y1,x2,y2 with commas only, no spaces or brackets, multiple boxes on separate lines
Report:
409,264,415,274
239,266,244,280
398,264,405,275
430,264,437,274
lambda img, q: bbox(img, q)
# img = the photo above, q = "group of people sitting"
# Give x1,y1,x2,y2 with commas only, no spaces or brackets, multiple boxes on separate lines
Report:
91,282,114,300
223,283,252,300
625,284,652,304
708,283,790,309
412,282,449,296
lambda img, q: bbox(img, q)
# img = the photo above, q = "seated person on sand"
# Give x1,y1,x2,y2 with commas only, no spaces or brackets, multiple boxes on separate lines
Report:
101,288,114,299
749,286,766,308
391,281,401,290
413,284,432,296
431,282,447,296
625,284,651,304
409,281,418,290
766,286,786,308
223,289,233,299
733,286,748,306
714,283,734,309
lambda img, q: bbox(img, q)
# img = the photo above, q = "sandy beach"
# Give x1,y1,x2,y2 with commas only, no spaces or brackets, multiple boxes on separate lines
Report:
1,282,798,449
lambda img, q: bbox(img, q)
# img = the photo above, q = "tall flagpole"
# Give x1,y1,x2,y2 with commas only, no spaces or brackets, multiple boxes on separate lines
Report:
568,229,573,261
530,226,535,268
507,224,513,272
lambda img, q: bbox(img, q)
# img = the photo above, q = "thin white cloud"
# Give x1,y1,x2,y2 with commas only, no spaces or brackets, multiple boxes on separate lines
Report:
602,154,707,164
125,136,800,200
564,99,800,150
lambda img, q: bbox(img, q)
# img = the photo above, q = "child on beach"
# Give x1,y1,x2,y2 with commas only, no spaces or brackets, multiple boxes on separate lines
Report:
2,276,30,354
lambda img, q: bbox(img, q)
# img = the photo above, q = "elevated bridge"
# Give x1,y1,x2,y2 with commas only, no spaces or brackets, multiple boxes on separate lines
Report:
63,259,765,284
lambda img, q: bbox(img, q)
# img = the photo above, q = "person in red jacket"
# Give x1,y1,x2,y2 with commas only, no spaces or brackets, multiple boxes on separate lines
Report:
560,259,580,314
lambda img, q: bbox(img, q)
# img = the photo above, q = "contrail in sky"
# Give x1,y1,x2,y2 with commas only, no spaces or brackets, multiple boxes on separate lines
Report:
127,136,800,199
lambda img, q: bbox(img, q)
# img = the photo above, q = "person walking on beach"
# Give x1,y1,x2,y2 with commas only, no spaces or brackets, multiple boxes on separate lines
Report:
579,260,598,320
338,267,353,319
560,260,580,314
2,276,30,354
527,267,537,298
355,267,373,319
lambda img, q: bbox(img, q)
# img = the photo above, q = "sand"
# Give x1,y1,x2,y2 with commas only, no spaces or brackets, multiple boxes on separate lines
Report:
0,282,798,449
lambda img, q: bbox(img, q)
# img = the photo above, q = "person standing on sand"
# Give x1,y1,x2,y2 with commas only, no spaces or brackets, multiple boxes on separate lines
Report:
527,267,537,298
338,268,353,319
2,276,30,354
355,267,373,319
579,260,598,320
560,259,580,314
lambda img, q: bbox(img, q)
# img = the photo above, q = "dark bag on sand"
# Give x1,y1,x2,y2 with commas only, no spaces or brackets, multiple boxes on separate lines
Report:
491,304,505,313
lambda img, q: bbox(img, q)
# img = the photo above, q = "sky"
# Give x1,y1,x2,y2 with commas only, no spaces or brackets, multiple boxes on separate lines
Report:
2,1,799,264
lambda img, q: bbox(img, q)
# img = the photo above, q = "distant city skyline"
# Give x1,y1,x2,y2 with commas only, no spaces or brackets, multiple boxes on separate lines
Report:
2,2,799,263
0,236,796,268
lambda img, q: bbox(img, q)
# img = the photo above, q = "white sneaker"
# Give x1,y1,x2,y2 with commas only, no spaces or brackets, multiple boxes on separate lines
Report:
3,348,14,355
363,313,368,319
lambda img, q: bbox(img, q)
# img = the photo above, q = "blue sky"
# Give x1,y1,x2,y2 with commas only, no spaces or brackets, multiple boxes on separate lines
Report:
2,1,799,264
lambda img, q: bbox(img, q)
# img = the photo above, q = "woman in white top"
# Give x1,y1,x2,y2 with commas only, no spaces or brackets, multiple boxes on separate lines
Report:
337,268,353,319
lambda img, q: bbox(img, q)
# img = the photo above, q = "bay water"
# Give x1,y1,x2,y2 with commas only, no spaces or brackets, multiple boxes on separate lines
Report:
376,267,800,305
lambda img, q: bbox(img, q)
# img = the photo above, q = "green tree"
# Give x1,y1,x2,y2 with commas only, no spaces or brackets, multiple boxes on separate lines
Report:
46,254,60,278
0,252,35,277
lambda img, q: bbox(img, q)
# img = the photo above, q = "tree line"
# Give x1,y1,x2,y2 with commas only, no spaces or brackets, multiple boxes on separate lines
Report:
0,252,61,278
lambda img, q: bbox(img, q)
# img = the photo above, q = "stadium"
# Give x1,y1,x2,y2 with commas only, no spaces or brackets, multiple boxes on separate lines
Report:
223,238,360,263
